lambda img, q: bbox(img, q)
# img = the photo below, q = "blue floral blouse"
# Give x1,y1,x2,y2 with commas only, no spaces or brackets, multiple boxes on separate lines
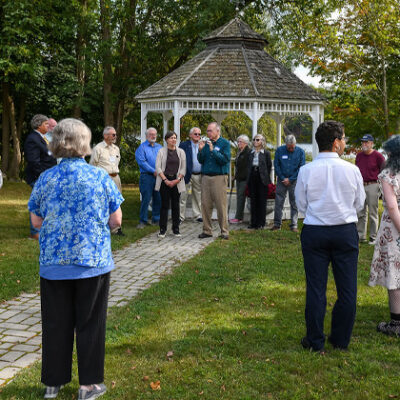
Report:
28,158,124,277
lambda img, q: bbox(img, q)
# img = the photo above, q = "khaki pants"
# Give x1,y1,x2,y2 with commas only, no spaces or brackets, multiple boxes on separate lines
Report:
357,182,380,241
111,175,122,193
180,174,202,220
201,175,229,236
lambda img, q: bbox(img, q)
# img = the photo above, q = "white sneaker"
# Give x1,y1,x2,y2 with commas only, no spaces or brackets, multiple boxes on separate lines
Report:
158,232,166,238
369,239,376,245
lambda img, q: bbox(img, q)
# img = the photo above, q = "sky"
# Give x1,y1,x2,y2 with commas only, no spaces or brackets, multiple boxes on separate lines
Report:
294,65,322,87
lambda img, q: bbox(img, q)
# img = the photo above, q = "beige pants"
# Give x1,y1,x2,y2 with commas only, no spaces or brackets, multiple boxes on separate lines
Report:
201,175,229,236
357,182,380,241
180,174,202,220
111,174,122,193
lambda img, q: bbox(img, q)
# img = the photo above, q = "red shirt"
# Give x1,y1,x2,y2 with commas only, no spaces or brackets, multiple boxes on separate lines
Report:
355,150,385,182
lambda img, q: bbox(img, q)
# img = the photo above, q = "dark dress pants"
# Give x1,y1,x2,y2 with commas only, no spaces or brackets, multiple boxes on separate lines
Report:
301,223,359,350
159,177,180,234
41,273,110,386
248,168,267,228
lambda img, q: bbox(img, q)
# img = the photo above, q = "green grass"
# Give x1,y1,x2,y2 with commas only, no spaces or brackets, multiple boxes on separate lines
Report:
1,222,399,399
0,182,157,302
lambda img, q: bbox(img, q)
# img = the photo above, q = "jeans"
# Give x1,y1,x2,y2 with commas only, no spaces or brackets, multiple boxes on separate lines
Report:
273,180,298,228
139,173,161,223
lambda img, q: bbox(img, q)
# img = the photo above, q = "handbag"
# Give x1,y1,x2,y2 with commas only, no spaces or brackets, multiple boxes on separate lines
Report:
267,183,276,199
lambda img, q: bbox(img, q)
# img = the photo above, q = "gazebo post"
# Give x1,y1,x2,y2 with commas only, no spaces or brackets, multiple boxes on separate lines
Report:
311,105,322,159
140,103,148,142
162,111,173,144
173,101,181,143
252,101,258,138
211,112,226,127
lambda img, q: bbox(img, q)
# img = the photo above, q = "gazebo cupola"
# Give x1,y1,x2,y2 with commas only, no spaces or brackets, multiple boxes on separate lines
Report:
136,17,325,157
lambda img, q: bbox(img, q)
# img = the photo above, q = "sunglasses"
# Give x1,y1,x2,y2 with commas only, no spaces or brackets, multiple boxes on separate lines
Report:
253,138,261,142
107,133,116,137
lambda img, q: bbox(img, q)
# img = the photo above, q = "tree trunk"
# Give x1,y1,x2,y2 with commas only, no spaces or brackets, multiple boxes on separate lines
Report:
1,82,10,175
100,0,113,126
7,93,22,181
381,58,390,138
114,99,125,146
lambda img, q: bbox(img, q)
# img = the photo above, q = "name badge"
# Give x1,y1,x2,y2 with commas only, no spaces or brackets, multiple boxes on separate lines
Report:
110,156,116,163
48,150,53,156
282,155,288,159
215,146,220,151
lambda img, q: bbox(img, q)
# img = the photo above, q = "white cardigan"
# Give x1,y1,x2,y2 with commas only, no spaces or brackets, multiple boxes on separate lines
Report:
155,147,186,193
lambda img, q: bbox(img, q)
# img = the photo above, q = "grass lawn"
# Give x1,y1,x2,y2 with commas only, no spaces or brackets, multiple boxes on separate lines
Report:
1,221,399,399
0,182,157,302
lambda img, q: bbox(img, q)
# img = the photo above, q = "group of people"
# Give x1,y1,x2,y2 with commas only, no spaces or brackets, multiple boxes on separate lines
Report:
135,122,231,239
297,121,400,353
20,112,400,398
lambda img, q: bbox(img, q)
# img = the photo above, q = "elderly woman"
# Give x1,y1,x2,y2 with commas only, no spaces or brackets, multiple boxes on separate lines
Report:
28,119,123,400
155,131,186,238
369,135,400,336
247,134,272,229
230,135,251,224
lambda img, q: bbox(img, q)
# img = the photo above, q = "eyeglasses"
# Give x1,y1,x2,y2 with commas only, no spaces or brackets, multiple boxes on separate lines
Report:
107,133,116,137
253,138,261,142
192,133,201,136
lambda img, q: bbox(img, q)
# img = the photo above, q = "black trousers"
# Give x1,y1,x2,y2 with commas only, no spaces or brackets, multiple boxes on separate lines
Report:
248,168,267,228
40,273,110,386
159,176,180,233
301,223,359,350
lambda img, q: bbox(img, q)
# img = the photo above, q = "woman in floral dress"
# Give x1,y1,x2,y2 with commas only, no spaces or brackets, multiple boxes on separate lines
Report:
369,135,400,336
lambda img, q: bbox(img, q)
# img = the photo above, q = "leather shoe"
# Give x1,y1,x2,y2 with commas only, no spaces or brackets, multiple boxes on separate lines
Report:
270,225,281,231
198,233,212,239
219,234,229,240
290,227,299,233
328,336,348,350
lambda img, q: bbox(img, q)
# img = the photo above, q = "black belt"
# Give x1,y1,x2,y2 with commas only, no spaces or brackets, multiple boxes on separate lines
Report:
364,180,377,186
192,172,201,175
203,173,227,176
252,166,259,171
143,172,154,175
165,174,177,179
109,173,118,177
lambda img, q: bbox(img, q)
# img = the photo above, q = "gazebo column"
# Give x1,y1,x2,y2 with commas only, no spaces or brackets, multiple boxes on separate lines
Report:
173,101,188,144
310,105,323,159
140,103,148,142
272,114,284,147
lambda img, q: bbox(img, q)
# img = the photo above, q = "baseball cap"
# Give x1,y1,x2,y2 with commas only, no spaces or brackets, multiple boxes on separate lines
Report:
361,134,374,142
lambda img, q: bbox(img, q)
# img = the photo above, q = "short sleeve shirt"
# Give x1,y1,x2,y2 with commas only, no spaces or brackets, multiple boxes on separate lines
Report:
28,158,124,275
90,141,121,174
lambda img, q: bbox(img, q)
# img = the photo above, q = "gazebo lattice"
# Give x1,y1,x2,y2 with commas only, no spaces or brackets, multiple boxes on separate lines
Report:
136,18,325,158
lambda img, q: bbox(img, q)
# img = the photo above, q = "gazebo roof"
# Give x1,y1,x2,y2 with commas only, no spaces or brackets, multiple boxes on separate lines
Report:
136,18,324,102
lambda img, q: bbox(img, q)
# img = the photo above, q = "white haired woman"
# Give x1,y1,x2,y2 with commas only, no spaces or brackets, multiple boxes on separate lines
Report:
28,118,123,400
247,134,272,229
230,134,250,224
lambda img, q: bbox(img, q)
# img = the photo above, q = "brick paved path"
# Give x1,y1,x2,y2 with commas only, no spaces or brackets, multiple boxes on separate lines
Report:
0,220,234,386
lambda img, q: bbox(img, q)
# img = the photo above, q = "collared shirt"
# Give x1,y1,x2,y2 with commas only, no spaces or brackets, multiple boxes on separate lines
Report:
274,145,305,182
35,130,49,145
252,149,264,166
198,136,231,175
295,153,365,226
191,141,202,173
90,141,121,174
28,158,124,277
355,150,385,182
135,140,162,174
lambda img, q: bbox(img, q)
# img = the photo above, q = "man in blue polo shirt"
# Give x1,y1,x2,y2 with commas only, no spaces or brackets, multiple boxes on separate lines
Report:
272,134,305,232
135,127,162,228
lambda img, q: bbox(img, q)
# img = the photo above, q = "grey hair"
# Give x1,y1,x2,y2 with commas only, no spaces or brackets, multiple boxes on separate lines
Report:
252,134,266,149
103,126,115,135
31,114,49,130
189,127,201,135
285,134,296,145
49,118,92,158
146,127,157,135
237,134,249,144
208,122,220,132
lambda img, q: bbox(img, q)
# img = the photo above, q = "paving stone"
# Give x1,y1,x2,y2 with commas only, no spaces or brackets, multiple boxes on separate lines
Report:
11,344,39,352
1,336,25,344
0,367,21,380
0,351,24,362
3,330,35,339
12,353,41,368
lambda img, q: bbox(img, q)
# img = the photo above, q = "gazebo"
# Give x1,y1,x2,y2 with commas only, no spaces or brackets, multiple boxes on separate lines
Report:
135,17,325,158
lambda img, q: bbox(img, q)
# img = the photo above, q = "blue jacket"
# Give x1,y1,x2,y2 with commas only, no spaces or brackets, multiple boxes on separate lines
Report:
179,140,193,184
135,140,162,174
198,137,231,175
274,145,305,182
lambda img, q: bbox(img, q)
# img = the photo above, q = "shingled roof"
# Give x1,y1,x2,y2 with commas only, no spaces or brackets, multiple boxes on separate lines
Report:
136,18,324,102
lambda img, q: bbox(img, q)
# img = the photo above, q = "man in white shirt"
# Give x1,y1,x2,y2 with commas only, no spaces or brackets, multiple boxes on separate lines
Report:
295,120,365,352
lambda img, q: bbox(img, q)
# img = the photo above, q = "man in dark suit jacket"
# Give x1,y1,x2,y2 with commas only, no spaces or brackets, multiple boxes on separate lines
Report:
179,127,203,222
25,114,56,238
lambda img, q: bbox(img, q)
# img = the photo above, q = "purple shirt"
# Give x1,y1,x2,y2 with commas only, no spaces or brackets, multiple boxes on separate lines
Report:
355,150,385,182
